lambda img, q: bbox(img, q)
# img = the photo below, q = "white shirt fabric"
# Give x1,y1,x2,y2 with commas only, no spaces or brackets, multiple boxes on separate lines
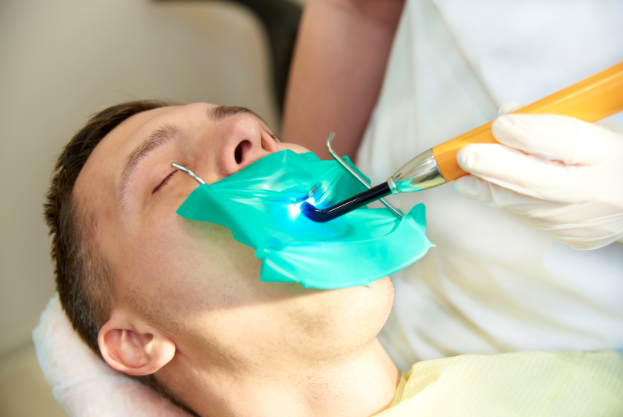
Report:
357,0,623,371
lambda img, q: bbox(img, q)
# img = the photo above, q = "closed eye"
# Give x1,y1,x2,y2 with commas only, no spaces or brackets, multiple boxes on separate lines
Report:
153,170,177,194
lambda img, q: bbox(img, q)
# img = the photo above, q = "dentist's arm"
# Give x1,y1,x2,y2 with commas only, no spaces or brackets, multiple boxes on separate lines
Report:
282,0,404,160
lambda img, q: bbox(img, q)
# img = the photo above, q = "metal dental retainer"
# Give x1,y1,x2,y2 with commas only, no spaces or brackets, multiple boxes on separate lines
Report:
324,133,402,219
171,133,403,219
171,163,205,184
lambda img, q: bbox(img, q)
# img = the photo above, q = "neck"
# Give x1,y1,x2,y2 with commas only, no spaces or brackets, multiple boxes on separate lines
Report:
168,338,399,417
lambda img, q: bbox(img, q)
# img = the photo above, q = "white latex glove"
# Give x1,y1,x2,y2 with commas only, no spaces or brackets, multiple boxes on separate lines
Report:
453,102,623,250
32,295,191,417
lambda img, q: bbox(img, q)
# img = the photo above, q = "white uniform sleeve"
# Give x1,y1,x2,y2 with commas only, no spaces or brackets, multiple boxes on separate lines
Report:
358,0,623,371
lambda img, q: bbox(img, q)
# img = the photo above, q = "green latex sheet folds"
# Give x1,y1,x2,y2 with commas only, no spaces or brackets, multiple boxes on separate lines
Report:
176,150,431,289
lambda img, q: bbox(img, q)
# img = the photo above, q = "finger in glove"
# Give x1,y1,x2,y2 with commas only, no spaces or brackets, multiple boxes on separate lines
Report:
492,114,619,165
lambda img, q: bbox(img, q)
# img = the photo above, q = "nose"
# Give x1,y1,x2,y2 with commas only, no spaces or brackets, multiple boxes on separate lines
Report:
217,114,278,177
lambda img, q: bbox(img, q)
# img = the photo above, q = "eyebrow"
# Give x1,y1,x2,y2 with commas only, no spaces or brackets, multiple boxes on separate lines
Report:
210,105,278,141
119,123,182,203
209,105,264,124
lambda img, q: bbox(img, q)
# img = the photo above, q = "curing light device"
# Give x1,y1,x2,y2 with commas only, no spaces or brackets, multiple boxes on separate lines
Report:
302,61,623,223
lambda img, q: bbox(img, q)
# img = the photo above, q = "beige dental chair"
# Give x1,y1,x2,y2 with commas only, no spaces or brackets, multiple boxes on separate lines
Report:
0,1,280,415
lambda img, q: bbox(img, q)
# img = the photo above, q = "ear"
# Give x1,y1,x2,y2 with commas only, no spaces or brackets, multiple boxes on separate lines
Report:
98,309,176,376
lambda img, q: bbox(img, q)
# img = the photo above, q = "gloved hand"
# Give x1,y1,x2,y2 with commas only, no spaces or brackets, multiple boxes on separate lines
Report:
453,102,623,250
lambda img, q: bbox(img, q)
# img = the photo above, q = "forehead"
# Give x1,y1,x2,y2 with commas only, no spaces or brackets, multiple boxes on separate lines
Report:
88,103,209,176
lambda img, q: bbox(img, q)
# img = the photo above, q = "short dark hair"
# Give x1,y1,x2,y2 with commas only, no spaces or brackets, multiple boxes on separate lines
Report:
44,100,198,416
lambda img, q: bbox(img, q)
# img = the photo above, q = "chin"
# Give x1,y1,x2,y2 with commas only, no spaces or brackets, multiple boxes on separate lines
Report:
319,277,395,353
363,276,395,328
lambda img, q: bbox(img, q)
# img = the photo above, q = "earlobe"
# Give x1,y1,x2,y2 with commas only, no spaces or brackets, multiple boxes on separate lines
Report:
98,311,176,376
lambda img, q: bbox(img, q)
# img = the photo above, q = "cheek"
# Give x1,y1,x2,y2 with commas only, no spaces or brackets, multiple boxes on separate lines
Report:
119,215,263,323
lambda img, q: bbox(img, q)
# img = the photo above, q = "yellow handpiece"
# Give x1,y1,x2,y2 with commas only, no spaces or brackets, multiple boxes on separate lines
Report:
433,61,623,182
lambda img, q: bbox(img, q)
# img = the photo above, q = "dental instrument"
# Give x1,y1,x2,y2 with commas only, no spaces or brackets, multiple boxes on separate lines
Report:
301,61,623,222
325,132,403,219
172,150,430,289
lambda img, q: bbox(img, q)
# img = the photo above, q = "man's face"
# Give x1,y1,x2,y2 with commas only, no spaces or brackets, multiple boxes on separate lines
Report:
75,103,394,373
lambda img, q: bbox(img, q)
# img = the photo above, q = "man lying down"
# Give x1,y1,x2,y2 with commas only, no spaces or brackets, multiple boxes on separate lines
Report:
43,100,623,417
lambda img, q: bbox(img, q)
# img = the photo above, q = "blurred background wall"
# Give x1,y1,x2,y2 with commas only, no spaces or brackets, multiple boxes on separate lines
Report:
0,0,301,415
